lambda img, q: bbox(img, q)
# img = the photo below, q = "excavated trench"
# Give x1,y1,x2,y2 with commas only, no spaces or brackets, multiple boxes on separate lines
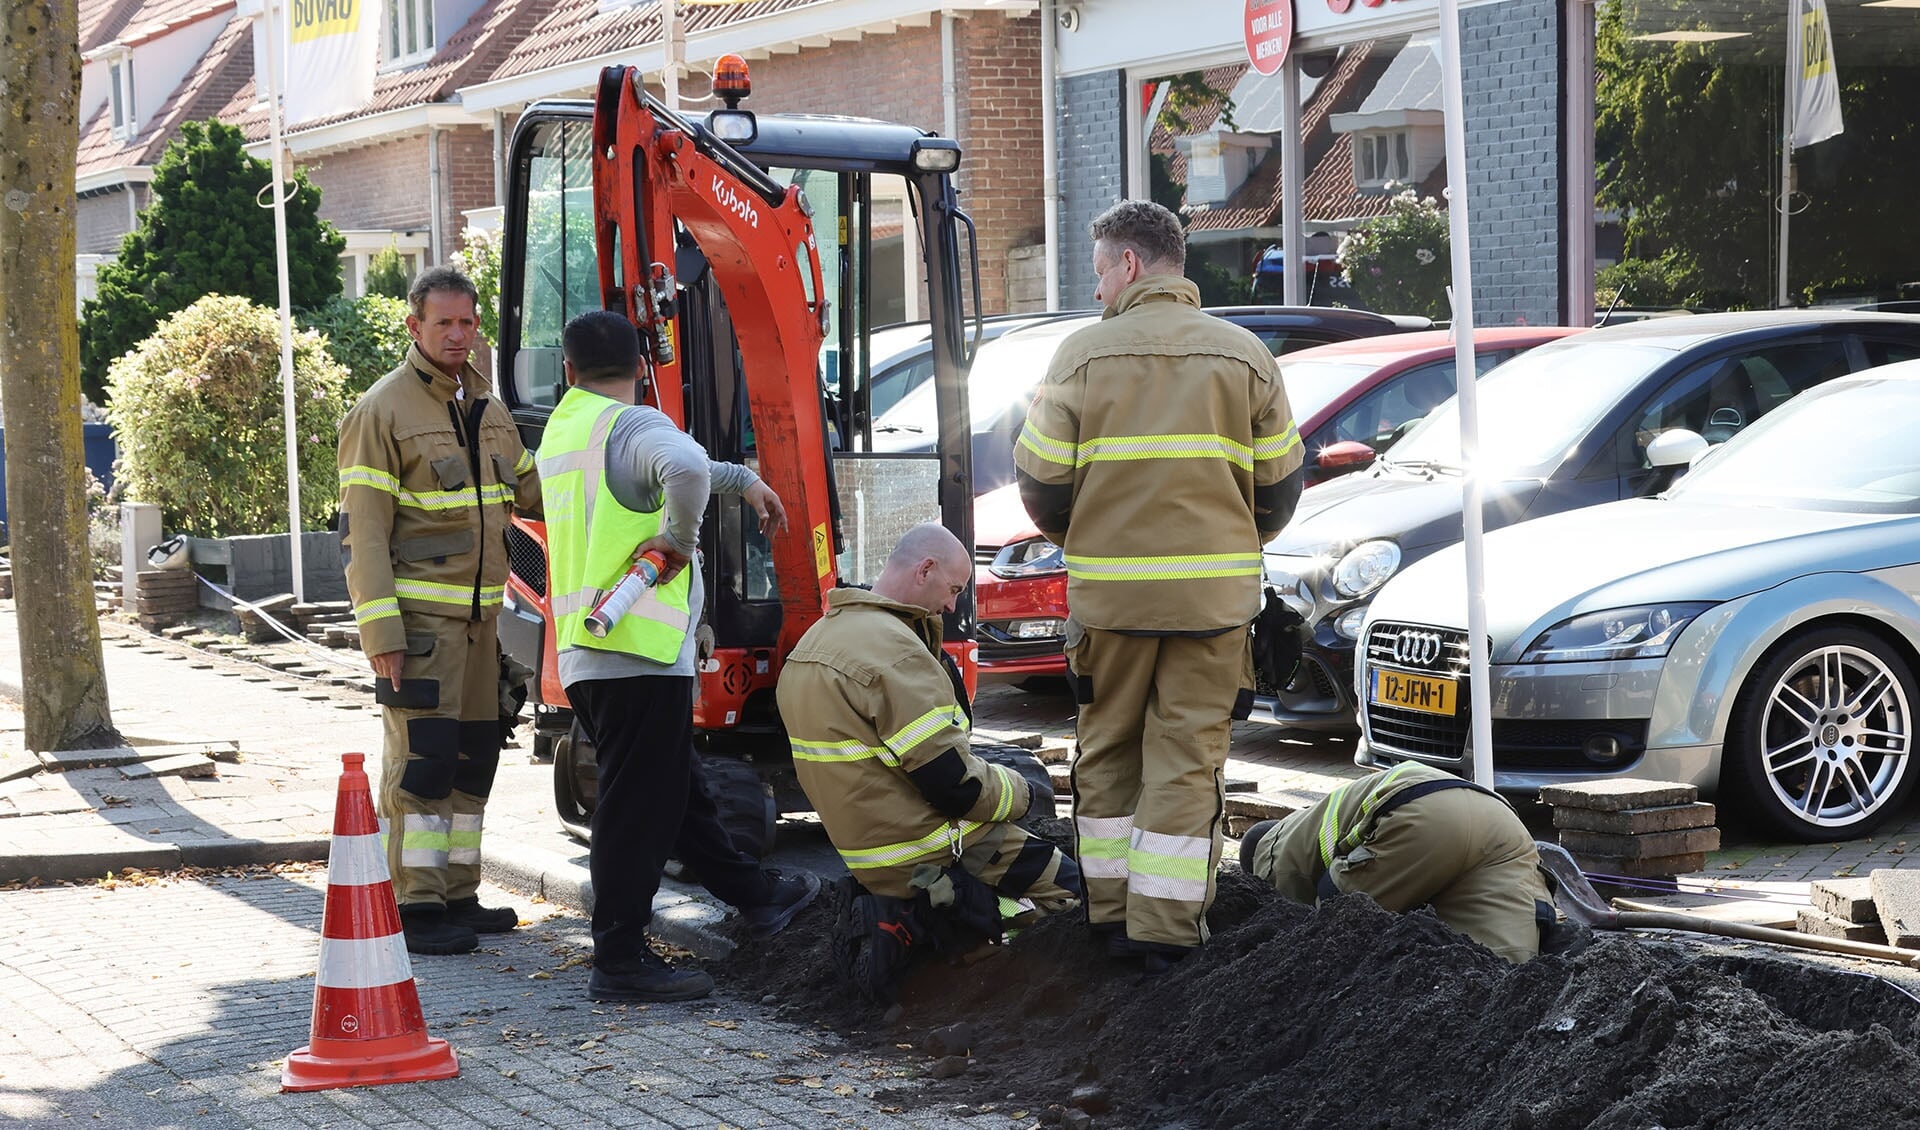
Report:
718,841,1920,1129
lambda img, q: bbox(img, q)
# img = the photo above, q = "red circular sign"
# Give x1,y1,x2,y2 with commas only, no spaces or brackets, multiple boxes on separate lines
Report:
1244,0,1294,76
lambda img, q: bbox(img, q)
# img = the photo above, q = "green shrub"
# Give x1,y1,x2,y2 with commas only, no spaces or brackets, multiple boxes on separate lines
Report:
453,225,502,344
365,244,412,300
1336,189,1452,321
1596,256,1686,310
301,294,411,398
105,296,350,538
80,120,344,403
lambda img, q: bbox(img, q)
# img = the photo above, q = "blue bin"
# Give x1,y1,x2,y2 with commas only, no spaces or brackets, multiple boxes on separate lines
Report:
0,422,118,531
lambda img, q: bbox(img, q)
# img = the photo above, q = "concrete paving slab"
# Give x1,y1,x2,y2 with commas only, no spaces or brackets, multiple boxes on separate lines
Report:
0,831,183,881
1812,876,1878,923
1538,779,1698,811
1797,907,1889,943
1872,868,1920,948
1611,893,1799,929
1574,851,1708,879
34,745,146,770
1559,827,1722,859
1551,802,1716,835
119,754,219,781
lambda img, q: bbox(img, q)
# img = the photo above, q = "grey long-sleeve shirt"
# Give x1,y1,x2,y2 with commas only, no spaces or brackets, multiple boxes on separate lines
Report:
557,403,759,687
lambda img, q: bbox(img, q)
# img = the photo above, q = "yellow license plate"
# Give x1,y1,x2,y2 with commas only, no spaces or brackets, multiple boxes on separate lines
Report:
1370,668,1458,716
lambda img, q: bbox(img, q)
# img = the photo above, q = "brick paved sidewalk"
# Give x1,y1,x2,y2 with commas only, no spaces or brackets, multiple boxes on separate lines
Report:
0,871,988,1130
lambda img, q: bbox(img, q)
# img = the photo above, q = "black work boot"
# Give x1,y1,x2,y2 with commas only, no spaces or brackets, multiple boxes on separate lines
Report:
741,869,823,940
587,950,715,1003
835,892,917,1003
1239,819,1281,874
398,903,479,956
445,896,519,934
1089,920,1131,958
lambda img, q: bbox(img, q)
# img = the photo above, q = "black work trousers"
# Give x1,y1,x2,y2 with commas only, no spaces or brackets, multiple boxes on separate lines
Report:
568,675,772,967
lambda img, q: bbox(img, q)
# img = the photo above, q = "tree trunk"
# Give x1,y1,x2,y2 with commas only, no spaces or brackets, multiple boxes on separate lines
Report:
0,0,116,751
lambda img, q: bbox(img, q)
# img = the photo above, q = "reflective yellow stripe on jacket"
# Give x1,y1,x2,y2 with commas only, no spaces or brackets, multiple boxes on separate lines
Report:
1317,761,1423,870
1063,552,1263,582
837,819,989,871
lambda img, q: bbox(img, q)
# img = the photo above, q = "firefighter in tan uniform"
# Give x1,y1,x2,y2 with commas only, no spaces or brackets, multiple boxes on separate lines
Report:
337,266,542,955
777,525,1081,1000
1014,200,1304,967
1239,762,1558,963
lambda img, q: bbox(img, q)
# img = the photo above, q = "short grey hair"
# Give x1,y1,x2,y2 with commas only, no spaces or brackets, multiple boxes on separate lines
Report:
407,264,480,319
1090,200,1186,271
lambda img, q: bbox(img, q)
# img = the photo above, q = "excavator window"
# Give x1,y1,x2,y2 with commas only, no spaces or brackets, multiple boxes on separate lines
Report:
512,119,601,408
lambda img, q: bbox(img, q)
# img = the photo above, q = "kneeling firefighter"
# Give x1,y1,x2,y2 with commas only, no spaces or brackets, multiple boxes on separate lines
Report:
776,525,1082,1000
1240,761,1562,963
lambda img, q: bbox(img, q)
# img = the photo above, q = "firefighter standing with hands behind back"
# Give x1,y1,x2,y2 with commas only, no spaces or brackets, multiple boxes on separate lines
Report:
337,265,542,956
1014,200,1305,970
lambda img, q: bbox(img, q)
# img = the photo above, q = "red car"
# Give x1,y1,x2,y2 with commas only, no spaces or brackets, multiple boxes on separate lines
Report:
973,327,1586,679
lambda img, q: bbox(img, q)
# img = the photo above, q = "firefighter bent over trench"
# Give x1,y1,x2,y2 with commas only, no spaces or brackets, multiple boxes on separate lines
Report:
1240,761,1560,963
337,266,542,955
778,525,1082,1000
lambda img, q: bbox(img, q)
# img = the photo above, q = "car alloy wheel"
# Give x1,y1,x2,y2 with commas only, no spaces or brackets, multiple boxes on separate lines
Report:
1728,628,1920,842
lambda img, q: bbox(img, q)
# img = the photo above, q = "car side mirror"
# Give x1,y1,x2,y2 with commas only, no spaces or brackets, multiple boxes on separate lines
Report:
1646,428,1709,469
1315,440,1378,480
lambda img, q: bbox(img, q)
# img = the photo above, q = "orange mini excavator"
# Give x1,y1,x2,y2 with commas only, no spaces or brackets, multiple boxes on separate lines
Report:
492,59,1051,849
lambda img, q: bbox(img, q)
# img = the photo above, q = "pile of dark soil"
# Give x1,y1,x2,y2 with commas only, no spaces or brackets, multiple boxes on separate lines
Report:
720,863,1920,1130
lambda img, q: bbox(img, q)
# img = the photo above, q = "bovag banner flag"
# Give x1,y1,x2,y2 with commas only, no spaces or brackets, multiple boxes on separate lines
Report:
283,0,382,127
1792,0,1843,149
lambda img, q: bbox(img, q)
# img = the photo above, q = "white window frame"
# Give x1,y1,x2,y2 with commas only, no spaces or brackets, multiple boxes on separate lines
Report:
107,50,136,139
382,0,435,68
1354,128,1412,190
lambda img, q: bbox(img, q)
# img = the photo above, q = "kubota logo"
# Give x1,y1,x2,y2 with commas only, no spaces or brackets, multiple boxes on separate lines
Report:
711,176,760,230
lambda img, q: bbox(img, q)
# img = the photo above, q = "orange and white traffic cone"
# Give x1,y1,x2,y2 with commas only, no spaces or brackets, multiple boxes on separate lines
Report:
282,752,460,1092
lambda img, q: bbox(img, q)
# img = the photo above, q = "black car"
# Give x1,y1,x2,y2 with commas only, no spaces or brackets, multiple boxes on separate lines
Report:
1253,310,1920,731
873,305,1430,495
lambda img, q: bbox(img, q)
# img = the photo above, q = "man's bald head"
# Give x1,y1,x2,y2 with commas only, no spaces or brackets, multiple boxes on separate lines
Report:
873,524,972,614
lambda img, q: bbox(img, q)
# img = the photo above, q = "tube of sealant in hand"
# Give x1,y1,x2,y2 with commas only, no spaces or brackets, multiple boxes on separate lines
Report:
584,549,671,638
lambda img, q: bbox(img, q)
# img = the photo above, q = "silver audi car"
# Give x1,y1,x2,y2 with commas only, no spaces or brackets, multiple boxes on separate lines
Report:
1355,362,1920,842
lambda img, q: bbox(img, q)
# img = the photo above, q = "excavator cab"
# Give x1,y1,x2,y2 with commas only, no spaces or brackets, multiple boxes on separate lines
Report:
492,64,1027,848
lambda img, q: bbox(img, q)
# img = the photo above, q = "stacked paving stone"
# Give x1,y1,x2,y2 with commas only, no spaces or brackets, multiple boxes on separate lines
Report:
234,593,297,642
290,601,353,642
134,568,199,628
1799,876,1886,943
1538,779,1721,881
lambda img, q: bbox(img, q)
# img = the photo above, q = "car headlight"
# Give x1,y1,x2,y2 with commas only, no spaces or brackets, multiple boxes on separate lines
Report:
990,537,1064,579
1519,603,1715,663
1331,540,1401,599
1333,605,1370,641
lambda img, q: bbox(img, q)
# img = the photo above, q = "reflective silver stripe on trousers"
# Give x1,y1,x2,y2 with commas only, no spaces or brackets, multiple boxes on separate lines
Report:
449,813,482,865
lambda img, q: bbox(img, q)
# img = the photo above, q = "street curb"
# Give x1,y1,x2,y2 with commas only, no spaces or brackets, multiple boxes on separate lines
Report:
0,837,332,884
482,840,738,960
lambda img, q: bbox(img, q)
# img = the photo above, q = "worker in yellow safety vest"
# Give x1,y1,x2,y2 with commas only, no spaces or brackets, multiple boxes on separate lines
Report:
1013,200,1304,970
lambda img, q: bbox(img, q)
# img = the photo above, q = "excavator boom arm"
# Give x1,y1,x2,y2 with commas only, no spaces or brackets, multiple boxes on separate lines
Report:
591,66,836,651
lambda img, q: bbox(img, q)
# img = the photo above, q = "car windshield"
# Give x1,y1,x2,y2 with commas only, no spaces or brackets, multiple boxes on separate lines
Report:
1274,359,1380,423
872,318,1093,443
1671,376,1920,513
1385,341,1673,474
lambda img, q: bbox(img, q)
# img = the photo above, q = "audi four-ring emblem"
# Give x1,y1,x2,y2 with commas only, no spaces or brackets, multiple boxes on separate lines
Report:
1392,630,1444,667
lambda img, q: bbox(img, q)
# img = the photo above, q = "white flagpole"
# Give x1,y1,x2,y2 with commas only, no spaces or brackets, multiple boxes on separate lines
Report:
1436,0,1491,787
260,0,306,602
1778,0,1799,309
